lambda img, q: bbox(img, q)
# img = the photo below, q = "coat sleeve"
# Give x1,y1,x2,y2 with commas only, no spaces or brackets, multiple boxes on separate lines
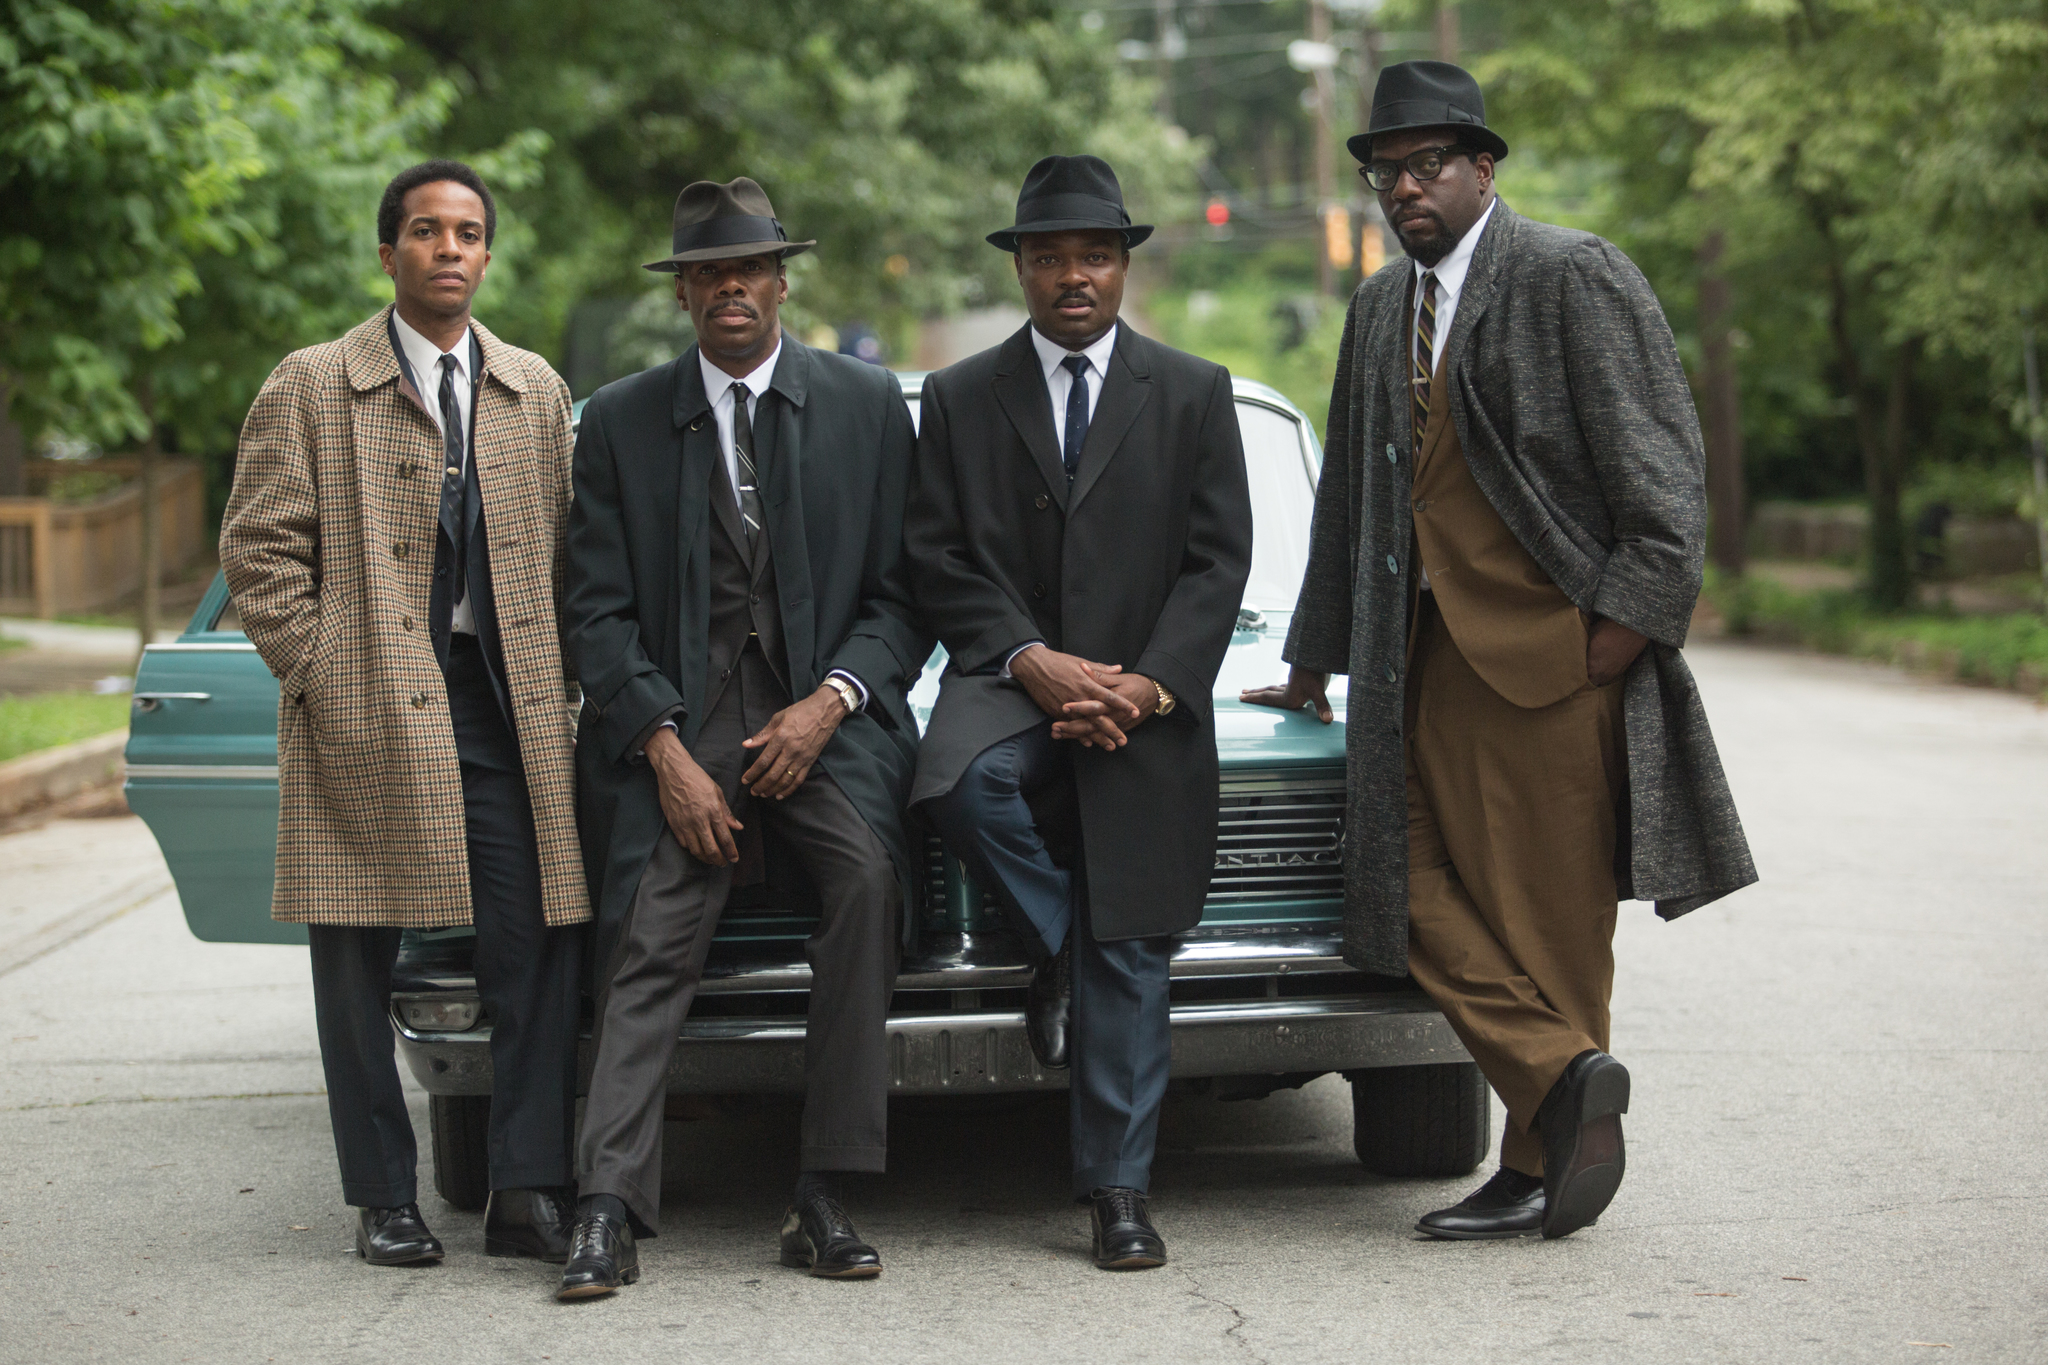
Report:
219,353,323,683
905,376,1043,673
546,370,578,698
1134,363,1253,724
822,375,934,720
1562,241,1707,649
562,392,687,763
1283,290,1365,675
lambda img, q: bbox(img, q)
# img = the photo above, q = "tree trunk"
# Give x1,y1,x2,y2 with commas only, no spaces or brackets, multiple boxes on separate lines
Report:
1821,236,1910,610
1697,231,1747,576
136,378,161,670
0,372,24,498
1435,1,1460,61
1875,336,1920,609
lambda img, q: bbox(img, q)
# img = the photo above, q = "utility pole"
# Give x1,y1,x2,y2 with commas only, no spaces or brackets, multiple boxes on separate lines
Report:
1698,230,1748,576
1435,0,1460,62
1307,0,1339,296
1155,0,1175,123
2024,316,2048,615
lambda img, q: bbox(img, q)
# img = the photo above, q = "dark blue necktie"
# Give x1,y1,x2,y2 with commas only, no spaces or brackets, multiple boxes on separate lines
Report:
1061,353,1090,480
437,353,468,605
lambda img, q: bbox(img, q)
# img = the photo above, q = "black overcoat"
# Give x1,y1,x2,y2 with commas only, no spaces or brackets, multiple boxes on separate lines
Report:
1284,200,1758,976
564,338,929,954
907,324,1252,942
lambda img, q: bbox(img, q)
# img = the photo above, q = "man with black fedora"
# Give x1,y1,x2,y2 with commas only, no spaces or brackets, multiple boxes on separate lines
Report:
556,177,928,1296
1245,61,1755,1240
907,155,1252,1269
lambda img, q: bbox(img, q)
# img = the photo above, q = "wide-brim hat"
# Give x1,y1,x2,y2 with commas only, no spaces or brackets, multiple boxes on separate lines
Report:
642,177,815,273
1346,60,1509,166
986,154,1154,253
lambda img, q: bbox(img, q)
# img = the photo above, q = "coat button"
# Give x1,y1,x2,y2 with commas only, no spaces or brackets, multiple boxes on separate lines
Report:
398,461,417,479
720,668,731,680
1034,494,1049,510
1413,499,1428,511
410,691,427,709
750,594,761,605
1032,582,1047,599
1385,554,1398,574
1385,664,1398,683
392,541,409,559
401,615,415,632
1385,443,1397,463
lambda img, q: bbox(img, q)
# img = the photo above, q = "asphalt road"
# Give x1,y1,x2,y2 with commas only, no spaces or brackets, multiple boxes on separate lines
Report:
3,640,2045,1364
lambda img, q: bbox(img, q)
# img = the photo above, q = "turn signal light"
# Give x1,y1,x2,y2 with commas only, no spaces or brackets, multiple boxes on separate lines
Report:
400,998,482,1032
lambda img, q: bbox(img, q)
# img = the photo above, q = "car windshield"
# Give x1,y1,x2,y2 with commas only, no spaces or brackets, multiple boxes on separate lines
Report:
1236,400,1316,617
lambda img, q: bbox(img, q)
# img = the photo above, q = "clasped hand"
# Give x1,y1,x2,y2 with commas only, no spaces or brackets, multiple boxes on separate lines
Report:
1010,645,1156,752
648,685,849,866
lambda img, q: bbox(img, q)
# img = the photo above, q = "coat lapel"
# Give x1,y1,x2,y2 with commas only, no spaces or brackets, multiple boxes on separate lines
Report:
991,325,1070,511
1067,330,1151,513
1384,271,1418,457
672,348,717,593
1438,199,1515,386
759,339,815,683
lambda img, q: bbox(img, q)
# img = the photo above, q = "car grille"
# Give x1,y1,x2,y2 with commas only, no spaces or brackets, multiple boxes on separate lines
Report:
919,767,1346,914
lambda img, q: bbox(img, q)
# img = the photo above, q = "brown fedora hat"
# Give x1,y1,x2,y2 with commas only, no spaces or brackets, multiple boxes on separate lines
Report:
641,176,816,273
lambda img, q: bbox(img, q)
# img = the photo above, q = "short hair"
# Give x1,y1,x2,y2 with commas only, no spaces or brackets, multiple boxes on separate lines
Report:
378,160,497,248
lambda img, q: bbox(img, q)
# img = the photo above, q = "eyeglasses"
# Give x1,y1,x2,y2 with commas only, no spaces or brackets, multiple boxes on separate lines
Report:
1359,145,1467,193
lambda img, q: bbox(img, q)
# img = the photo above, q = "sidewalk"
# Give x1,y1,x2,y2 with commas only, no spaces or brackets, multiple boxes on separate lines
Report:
0,814,172,978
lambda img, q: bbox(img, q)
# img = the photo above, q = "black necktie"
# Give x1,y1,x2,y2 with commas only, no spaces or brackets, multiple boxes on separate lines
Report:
438,353,468,605
1061,354,1090,480
730,381,763,554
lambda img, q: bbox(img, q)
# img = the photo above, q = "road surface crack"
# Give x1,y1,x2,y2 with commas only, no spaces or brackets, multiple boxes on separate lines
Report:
1176,1265,1264,1362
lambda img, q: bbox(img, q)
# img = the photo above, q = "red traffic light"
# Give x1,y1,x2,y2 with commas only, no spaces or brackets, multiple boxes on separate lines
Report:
1205,198,1230,227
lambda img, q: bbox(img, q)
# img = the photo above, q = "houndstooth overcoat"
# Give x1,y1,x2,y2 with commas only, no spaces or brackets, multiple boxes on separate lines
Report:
221,305,591,929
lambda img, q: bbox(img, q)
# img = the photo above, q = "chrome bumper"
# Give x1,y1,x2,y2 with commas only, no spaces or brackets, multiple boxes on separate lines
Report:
394,992,1470,1098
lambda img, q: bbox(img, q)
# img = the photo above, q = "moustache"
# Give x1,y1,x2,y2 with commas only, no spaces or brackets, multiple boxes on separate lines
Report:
711,302,759,320
1056,291,1094,308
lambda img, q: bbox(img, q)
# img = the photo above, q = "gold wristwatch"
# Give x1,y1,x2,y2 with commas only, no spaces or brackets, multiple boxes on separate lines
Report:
823,676,860,714
1152,679,1176,716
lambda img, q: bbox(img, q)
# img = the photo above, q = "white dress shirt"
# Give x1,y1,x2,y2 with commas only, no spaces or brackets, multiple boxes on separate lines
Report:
392,307,478,634
700,339,781,501
1411,196,1497,377
1005,323,1121,677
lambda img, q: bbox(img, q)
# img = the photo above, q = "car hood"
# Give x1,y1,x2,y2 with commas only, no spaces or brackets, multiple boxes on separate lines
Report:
908,612,1348,770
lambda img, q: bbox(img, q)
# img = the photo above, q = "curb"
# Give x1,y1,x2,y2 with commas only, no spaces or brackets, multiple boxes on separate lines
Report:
0,729,128,820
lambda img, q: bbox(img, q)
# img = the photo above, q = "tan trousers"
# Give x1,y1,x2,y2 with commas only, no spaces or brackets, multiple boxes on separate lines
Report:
1404,595,1627,1176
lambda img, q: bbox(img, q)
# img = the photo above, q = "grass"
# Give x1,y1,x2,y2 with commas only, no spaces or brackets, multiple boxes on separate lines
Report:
1707,570,2048,696
0,692,132,764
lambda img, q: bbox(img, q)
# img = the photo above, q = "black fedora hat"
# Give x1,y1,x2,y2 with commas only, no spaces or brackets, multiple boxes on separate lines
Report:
1346,60,1509,166
642,177,815,273
986,155,1154,253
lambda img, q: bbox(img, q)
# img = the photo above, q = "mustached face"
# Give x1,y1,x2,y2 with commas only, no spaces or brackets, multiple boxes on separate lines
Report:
1015,229,1128,350
679,252,787,369
1369,127,1494,268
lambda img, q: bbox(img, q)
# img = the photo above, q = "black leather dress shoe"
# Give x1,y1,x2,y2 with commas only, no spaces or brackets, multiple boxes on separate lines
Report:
484,1186,575,1263
1026,939,1073,1070
556,1212,638,1300
1415,1168,1546,1240
778,1193,882,1278
355,1204,444,1266
1089,1187,1166,1269
1538,1049,1630,1239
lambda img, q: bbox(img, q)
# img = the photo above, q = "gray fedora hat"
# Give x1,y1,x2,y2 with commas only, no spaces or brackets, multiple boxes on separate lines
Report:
642,177,815,273
1346,60,1509,165
986,155,1154,253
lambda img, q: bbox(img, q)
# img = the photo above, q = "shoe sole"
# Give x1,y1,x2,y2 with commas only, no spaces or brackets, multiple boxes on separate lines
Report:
1413,1222,1542,1241
1543,1060,1630,1240
356,1245,443,1266
1094,1254,1166,1270
779,1251,883,1279
555,1267,638,1300
485,1236,570,1264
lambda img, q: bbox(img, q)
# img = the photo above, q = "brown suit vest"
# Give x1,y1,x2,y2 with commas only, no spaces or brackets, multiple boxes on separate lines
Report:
1408,352,1586,710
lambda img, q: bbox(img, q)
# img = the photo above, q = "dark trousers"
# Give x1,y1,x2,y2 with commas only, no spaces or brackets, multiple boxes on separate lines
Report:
922,721,1173,1197
307,633,582,1208
576,649,900,1234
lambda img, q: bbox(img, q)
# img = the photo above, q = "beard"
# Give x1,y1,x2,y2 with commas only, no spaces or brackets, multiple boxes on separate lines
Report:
1392,208,1455,266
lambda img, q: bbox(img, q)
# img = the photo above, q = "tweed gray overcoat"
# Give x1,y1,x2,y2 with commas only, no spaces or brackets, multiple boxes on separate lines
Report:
222,306,590,930
1284,201,1757,975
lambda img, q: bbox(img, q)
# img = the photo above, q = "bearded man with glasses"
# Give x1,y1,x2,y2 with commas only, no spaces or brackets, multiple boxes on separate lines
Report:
1244,61,1756,1242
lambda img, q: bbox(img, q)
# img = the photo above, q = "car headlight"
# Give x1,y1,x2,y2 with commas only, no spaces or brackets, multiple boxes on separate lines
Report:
399,997,482,1032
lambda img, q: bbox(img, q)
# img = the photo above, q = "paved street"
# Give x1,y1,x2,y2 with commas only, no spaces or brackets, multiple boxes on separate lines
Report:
3,640,2044,1364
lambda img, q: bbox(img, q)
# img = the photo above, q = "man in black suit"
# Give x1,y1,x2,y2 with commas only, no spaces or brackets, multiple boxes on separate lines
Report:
907,155,1252,1270
555,179,927,1297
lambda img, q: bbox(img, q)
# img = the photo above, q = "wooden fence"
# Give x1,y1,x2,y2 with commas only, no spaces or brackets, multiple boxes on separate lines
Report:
0,459,207,618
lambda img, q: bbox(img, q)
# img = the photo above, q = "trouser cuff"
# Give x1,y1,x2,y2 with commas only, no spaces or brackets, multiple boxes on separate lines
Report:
799,1144,887,1174
342,1177,417,1209
1071,1160,1151,1200
575,1170,659,1238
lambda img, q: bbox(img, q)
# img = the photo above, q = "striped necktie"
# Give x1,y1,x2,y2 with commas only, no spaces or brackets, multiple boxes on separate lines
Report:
1413,270,1438,452
729,381,763,555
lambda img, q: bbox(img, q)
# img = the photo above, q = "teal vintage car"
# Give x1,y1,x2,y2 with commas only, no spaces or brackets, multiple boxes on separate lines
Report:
126,374,1484,1208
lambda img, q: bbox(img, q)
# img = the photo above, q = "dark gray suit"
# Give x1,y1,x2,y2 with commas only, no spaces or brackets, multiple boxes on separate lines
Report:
908,324,1251,1196
1284,200,1758,976
563,339,926,1234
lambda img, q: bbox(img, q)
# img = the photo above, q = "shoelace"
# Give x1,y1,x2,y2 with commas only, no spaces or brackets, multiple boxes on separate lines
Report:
568,1215,619,1259
1097,1189,1148,1225
375,1203,423,1228
806,1195,859,1240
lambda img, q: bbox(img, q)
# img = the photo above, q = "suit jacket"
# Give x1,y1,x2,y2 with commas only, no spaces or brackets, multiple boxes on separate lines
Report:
564,338,928,945
220,305,589,929
908,324,1252,942
1284,200,1758,975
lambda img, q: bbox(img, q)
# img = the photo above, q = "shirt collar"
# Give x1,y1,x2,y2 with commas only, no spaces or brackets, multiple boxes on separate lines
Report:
701,337,783,407
1030,321,1119,381
1412,196,1498,299
391,306,472,383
